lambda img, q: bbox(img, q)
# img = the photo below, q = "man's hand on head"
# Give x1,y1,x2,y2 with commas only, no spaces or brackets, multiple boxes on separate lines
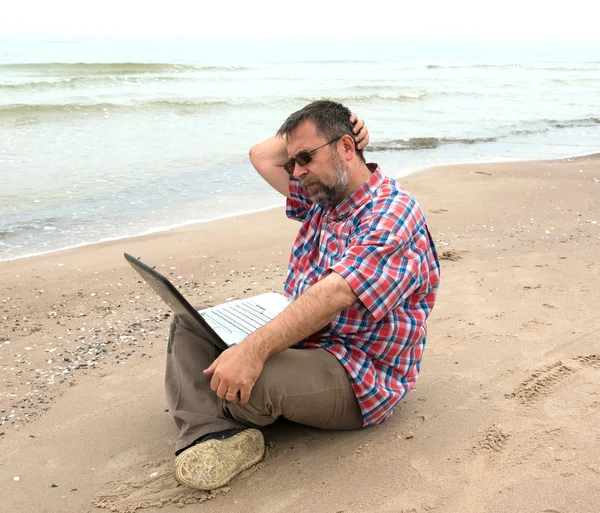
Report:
203,343,266,404
349,113,370,150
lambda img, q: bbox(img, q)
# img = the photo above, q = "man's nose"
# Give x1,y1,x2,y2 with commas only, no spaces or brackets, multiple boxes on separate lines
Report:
293,161,308,180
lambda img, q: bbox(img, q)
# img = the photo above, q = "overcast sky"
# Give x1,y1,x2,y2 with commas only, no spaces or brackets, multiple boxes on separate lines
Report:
2,0,599,39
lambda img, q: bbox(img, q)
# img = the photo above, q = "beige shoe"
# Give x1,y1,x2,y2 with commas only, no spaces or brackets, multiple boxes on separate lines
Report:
173,428,265,490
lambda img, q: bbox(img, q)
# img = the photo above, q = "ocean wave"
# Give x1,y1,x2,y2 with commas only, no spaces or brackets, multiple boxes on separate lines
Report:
348,85,489,98
371,117,600,152
0,216,61,239
296,92,427,103
426,63,599,71
0,99,239,118
370,136,498,151
547,117,600,128
0,74,185,90
349,84,409,91
0,92,428,120
0,62,251,75
508,128,551,136
551,77,600,84
510,118,600,134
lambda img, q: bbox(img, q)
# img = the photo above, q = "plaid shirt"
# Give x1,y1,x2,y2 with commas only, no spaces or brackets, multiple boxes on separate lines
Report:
285,163,440,426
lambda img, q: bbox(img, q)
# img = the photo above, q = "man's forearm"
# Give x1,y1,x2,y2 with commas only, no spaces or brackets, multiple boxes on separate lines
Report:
242,272,358,360
248,135,292,198
249,135,288,167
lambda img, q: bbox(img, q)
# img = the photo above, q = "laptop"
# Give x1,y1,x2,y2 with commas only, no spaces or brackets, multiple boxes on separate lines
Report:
124,253,292,351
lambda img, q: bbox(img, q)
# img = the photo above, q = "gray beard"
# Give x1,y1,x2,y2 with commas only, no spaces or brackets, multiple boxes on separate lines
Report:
300,152,349,207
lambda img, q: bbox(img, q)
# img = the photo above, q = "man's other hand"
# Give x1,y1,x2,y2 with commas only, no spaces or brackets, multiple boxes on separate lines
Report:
350,112,370,150
203,343,265,404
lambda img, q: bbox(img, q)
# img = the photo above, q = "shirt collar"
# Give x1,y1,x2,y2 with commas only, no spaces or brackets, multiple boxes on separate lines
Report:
325,163,382,221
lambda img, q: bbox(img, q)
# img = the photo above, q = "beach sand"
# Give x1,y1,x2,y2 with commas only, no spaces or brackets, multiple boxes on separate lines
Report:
1,154,599,513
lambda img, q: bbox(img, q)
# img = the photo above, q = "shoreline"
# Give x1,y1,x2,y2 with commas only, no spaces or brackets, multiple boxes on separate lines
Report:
3,149,598,264
0,203,285,264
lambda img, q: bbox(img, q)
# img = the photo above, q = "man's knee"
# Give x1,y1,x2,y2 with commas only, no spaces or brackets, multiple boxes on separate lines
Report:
224,368,279,426
226,400,273,428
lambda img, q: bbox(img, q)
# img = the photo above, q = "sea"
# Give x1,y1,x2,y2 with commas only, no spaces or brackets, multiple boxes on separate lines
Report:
1,37,599,261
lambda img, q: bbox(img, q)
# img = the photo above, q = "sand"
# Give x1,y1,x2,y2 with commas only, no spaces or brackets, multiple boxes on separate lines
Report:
1,154,599,513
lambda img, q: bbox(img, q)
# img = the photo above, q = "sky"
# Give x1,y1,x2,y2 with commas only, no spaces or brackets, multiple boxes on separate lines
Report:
1,0,600,39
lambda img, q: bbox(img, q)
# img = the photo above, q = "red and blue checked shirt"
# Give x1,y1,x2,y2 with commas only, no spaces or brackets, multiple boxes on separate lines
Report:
284,163,440,426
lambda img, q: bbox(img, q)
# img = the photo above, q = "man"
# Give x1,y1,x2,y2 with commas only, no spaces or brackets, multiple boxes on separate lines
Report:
166,100,440,491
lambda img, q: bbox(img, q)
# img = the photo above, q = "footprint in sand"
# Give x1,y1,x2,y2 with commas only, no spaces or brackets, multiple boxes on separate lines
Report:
505,361,575,405
505,354,600,406
574,354,600,369
473,425,510,455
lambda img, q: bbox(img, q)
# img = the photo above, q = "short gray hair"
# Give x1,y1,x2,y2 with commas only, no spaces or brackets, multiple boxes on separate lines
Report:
277,100,365,162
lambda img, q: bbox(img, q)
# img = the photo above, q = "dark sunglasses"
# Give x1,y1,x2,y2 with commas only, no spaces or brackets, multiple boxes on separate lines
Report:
283,136,342,175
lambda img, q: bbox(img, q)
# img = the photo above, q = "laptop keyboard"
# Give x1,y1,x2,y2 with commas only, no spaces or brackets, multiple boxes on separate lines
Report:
205,302,276,335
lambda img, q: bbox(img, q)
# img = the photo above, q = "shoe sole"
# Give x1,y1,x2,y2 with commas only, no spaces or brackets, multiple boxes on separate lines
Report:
173,428,265,490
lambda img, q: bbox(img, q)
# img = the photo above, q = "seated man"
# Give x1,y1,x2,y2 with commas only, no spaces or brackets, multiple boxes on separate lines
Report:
166,100,440,490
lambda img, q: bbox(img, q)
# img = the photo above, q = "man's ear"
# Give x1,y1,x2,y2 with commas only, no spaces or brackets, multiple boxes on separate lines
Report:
340,134,355,161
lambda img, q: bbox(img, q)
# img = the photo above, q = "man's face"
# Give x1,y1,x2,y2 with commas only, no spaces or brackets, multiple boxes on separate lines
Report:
286,121,349,207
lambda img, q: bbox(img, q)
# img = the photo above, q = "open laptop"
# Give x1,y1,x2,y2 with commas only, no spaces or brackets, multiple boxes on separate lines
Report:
124,253,292,351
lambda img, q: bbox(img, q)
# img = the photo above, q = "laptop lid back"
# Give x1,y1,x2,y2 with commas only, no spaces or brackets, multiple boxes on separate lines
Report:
124,253,228,351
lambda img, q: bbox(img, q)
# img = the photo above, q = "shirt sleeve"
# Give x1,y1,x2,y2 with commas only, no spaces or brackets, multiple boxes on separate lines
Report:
286,176,313,221
329,200,427,322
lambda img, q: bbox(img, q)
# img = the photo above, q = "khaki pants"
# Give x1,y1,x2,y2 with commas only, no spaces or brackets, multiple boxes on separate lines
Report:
165,315,363,452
